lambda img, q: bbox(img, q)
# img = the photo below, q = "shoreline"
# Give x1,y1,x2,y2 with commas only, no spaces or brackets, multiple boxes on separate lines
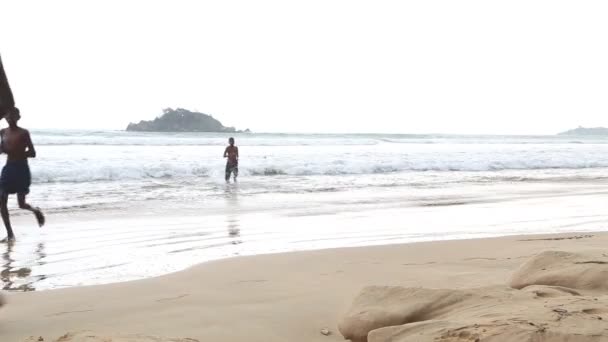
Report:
7,177,608,292
2,231,606,341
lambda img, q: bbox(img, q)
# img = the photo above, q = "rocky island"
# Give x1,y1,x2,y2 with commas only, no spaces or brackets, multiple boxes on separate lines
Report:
558,126,608,136
126,108,250,133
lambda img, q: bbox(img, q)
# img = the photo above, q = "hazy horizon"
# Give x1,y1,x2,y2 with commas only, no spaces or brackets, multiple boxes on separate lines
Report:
26,125,595,137
2,1,607,134
22,108,607,136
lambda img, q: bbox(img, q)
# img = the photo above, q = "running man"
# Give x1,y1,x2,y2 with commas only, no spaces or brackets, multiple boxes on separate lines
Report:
0,108,45,242
223,137,239,183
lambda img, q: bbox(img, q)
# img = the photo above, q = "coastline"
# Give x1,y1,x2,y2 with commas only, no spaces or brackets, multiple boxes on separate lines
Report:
2,231,606,341
6,176,608,292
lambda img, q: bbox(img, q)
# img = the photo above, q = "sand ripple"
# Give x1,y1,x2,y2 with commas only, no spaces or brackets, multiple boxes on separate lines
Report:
23,332,199,342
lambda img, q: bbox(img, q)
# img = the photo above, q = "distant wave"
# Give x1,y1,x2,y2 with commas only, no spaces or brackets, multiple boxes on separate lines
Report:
30,160,608,183
21,130,608,184
33,139,608,146
29,130,608,146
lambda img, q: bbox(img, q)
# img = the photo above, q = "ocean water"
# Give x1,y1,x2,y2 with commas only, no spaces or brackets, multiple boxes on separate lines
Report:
22,131,608,211
3,130,608,291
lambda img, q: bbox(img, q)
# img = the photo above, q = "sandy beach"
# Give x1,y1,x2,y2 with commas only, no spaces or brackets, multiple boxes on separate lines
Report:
3,0,608,340
2,232,608,341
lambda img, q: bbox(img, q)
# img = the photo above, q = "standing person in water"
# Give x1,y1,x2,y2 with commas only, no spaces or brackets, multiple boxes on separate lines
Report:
0,108,45,242
224,137,239,183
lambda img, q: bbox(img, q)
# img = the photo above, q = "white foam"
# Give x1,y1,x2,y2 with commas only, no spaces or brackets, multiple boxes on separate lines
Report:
27,135,608,183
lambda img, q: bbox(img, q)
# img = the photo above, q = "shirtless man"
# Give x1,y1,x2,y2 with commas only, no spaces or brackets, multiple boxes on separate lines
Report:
0,108,45,242
223,137,239,183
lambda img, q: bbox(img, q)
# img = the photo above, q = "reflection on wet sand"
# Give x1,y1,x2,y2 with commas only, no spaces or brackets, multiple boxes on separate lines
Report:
1,180,607,292
1,242,46,291
224,185,242,244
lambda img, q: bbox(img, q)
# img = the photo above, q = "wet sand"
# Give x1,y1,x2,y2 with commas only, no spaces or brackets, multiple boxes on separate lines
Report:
3,180,608,291
2,232,608,341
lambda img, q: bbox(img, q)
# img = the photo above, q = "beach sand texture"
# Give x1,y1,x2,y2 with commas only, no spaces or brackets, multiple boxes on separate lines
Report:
2,233,608,341
340,250,608,341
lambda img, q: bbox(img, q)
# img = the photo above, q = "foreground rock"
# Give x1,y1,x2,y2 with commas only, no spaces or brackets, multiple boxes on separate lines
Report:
510,250,608,291
340,250,608,342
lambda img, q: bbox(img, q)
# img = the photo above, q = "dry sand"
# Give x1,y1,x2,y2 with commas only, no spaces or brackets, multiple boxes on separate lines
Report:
1,232,608,341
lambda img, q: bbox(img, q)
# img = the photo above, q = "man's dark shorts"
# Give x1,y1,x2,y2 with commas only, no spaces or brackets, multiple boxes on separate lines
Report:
1,160,31,194
225,162,238,180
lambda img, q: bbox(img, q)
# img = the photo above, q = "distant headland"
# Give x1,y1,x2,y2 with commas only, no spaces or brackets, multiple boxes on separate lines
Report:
126,108,250,133
558,126,608,136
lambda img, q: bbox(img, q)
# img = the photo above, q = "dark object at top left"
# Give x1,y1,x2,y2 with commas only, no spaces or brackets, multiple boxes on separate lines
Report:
0,55,15,116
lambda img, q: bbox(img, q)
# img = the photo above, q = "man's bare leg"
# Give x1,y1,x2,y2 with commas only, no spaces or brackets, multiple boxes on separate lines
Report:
17,193,45,227
0,193,15,241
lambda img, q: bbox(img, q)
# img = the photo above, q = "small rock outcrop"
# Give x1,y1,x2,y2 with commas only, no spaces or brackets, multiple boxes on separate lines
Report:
127,108,248,133
558,126,608,136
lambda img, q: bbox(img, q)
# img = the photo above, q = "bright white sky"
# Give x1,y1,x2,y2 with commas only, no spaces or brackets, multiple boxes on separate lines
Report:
1,0,607,134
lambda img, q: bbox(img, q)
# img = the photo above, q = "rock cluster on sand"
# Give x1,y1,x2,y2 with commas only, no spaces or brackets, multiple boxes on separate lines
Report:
339,250,608,342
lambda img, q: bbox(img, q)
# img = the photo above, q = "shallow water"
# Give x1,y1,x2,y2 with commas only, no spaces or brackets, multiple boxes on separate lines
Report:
2,180,607,291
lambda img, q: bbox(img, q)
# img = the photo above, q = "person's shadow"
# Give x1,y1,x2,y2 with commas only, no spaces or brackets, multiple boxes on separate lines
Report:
224,185,242,244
